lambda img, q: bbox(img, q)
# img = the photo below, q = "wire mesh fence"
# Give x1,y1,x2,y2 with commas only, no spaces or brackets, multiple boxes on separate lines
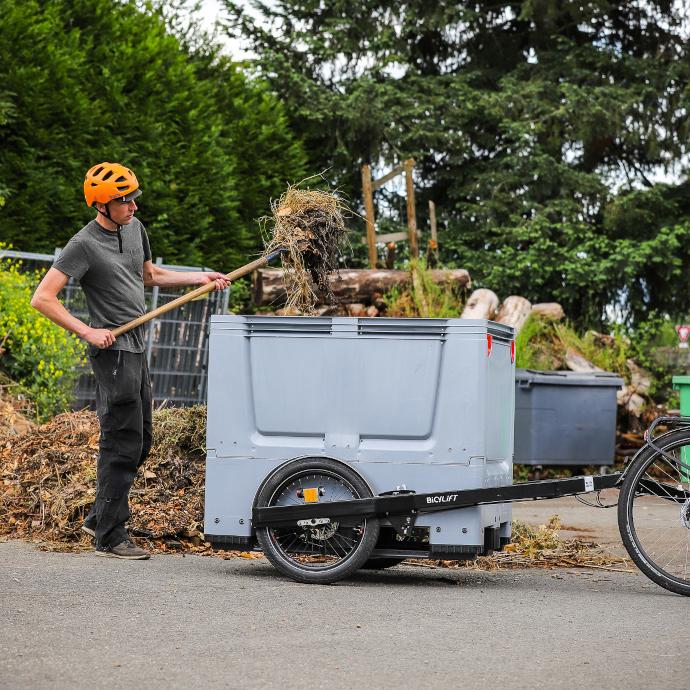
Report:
2,248,229,409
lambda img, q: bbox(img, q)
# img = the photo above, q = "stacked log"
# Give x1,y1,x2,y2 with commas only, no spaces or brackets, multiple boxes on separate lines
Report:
253,268,471,307
462,293,564,334
531,303,565,320
496,296,532,332
460,288,499,319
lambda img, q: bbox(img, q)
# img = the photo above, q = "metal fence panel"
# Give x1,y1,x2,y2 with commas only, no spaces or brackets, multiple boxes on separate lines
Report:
2,248,226,408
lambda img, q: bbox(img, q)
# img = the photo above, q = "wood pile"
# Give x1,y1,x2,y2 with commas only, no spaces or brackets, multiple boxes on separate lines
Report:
253,267,471,313
459,289,566,335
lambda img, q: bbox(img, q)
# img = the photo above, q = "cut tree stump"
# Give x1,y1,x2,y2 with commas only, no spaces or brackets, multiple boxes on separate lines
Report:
496,296,532,333
461,288,499,320
252,268,471,306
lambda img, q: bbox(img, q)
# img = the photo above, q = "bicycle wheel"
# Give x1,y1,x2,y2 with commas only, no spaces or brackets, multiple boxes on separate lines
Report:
255,458,379,584
618,428,690,596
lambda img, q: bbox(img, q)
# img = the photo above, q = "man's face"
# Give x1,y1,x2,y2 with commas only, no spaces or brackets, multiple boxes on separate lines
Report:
99,197,138,225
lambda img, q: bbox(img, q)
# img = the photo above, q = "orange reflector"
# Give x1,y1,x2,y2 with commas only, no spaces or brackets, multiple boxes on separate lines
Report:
302,488,319,503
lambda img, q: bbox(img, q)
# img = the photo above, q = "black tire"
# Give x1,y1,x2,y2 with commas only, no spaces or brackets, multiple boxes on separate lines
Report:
361,557,407,570
255,457,379,584
618,428,690,596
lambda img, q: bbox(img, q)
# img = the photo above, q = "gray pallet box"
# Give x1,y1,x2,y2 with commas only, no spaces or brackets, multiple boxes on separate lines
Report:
204,316,516,552
514,369,624,467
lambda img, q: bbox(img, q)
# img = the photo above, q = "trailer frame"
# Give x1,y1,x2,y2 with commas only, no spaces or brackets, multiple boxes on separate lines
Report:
253,472,622,530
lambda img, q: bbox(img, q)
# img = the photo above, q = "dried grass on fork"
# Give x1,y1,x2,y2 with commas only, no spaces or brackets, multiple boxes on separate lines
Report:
262,184,349,313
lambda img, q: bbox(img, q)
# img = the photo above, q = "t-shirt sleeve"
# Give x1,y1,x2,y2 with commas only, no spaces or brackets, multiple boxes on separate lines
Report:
140,223,152,262
52,237,89,280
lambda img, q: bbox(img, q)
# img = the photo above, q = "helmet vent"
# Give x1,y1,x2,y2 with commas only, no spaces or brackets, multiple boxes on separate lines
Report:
116,184,129,191
90,182,98,187
102,170,113,181
115,175,126,182
94,166,104,176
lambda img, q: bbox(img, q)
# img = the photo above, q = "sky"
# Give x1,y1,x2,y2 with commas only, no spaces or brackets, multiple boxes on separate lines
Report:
198,0,252,59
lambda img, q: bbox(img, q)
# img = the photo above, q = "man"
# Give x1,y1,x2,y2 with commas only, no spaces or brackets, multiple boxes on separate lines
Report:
31,162,229,560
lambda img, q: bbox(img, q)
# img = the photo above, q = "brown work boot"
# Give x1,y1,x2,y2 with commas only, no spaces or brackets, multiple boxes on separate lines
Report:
95,539,150,560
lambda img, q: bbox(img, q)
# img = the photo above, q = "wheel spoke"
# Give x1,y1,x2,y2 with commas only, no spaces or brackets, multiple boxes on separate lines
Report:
264,470,368,569
256,460,380,582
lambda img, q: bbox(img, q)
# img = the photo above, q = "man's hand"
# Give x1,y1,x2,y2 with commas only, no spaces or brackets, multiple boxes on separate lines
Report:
84,327,116,349
199,272,230,291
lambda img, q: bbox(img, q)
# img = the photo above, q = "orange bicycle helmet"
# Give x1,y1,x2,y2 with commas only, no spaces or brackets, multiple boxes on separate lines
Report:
84,162,142,206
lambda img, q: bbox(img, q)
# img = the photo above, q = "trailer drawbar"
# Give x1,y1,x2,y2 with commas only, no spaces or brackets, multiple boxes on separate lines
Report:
252,473,622,529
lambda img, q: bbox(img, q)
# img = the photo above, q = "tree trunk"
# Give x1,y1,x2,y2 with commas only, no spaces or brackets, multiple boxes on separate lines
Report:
496,296,532,333
461,288,499,320
252,268,471,307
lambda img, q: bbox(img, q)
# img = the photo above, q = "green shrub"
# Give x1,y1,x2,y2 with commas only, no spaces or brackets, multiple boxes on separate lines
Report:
516,315,632,380
0,258,86,420
515,316,562,371
384,261,466,318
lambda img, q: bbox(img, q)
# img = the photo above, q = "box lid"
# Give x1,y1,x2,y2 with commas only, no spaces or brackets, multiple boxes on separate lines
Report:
672,375,690,388
515,368,624,387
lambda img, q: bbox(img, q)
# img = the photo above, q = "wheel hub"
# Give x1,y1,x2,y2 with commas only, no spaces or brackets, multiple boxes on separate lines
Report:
680,496,690,530
308,522,339,540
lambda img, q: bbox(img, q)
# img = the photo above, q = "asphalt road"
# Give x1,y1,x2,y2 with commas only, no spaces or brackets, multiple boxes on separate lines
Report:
1,531,688,690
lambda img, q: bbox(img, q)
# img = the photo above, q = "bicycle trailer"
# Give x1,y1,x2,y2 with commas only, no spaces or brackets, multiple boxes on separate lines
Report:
204,315,690,595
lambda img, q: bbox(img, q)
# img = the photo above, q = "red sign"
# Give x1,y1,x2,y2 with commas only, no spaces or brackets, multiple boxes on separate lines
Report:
676,325,690,348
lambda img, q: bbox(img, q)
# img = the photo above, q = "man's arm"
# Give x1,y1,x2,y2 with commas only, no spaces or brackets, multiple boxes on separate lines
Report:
30,268,115,349
143,262,230,290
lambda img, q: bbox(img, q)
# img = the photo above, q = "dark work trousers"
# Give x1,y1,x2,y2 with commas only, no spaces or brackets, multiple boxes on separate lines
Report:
84,350,153,549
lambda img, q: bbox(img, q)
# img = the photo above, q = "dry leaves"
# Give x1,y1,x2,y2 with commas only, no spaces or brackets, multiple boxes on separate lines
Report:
0,405,211,555
450,515,629,571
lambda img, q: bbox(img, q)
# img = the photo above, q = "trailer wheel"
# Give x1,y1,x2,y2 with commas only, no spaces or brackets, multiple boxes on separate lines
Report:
618,428,690,596
255,458,379,584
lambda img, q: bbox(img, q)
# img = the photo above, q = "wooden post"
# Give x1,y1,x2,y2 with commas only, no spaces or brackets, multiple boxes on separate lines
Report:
428,200,439,265
361,163,377,268
404,158,418,258
385,242,397,269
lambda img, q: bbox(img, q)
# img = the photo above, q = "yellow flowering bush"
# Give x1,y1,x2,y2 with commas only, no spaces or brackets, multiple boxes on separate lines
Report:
0,259,86,420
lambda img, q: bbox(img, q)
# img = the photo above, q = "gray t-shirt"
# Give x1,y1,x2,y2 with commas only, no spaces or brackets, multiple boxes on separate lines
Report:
53,218,152,353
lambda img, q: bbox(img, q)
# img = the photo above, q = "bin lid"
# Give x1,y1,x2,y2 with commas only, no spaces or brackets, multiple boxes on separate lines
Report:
515,368,624,387
672,375,690,388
